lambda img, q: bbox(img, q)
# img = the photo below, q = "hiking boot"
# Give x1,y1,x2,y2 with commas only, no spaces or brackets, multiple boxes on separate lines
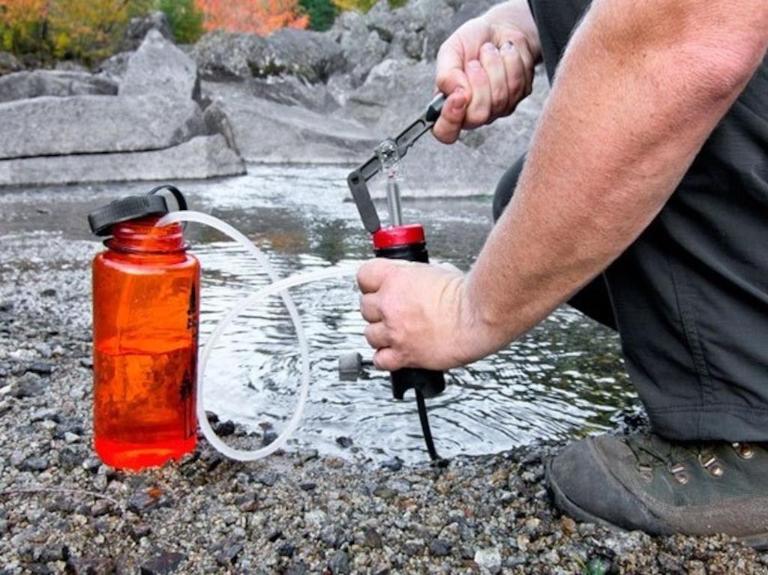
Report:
546,433,768,547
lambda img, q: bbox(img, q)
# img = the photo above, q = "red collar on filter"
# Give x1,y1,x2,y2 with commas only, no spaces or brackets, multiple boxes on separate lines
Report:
372,225,426,250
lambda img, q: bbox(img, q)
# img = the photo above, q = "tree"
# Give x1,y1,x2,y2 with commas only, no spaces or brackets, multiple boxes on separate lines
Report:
48,0,133,61
0,0,47,53
155,0,204,44
299,0,337,31
196,0,309,35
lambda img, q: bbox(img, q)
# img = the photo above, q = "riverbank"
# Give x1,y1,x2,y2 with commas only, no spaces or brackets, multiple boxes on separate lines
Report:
1,186,765,574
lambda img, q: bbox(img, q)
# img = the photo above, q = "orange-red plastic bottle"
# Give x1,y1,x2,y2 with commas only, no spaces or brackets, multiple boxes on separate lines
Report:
92,217,199,470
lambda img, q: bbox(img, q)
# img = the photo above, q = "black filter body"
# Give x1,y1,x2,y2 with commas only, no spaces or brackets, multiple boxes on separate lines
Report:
373,226,447,400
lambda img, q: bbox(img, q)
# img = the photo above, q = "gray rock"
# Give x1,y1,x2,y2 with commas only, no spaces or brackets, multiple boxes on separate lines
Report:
328,550,350,574
120,31,201,102
330,12,389,85
22,456,49,472
0,70,117,103
0,135,245,187
139,551,186,575
474,547,502,574
121,11,174,53
0,52,23,76
0,94,204,160
206,82,375,164
194,29,344,83
11,373,45,398
97,51,133,81
429,538,452,557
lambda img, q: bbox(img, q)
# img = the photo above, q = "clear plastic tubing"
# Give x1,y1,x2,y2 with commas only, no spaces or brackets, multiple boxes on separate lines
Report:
158,211,359,462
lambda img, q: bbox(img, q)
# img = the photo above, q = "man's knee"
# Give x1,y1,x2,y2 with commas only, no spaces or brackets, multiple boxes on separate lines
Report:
493,154,527,222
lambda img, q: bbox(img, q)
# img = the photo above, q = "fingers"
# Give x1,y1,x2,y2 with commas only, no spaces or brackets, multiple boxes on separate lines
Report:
500,41,531,114
364,322,392,350
360,293,382,323
464,59,492,128
479,42,509,119
433,88,469,144
373,347,403,372
357,259,400,294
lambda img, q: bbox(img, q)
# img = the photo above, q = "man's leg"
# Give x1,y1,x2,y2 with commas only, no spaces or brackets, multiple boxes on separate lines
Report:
494,156,617,330
522,0,768,541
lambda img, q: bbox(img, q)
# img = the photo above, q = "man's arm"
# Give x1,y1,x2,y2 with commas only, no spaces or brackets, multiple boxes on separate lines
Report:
358,0,768,372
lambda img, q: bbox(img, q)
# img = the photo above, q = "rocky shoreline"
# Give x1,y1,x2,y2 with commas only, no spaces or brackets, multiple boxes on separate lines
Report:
0,0,544,195
1,207,765,574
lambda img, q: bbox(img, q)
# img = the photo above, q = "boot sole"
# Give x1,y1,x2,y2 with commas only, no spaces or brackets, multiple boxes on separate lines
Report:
545,458,768,550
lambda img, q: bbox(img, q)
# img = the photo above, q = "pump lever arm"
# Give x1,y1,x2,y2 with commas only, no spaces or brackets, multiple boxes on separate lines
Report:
348,94,446,234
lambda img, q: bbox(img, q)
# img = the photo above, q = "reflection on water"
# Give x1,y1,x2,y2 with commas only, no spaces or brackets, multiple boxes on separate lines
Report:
0,165,637,463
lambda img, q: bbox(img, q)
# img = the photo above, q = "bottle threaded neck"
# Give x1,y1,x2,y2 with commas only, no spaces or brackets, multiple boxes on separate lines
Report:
108,217,186,254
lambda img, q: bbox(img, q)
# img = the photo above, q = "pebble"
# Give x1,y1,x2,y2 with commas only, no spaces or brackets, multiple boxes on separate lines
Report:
11,373,45,398
256,471,279,487
139,551,186,575
328,550,350,575
298,449,319,464
30,408,60,423
381,457,403,472
26,362,53,376
127,488,171,515
23,456,50,472
429,539,452,557
300,481,317,492
214,420,235,437
474,547,502,574
363,527,383,549
335,436,354,449
277,542,295,558
262,430,278,446
216,543,244,566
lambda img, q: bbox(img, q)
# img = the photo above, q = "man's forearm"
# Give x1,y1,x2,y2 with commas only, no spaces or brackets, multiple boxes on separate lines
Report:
464,0,768,349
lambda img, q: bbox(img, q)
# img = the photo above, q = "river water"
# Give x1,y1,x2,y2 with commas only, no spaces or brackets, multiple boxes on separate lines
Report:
0,165,637,464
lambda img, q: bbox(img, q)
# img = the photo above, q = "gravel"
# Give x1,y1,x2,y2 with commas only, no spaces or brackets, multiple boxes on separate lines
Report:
1,229,766,573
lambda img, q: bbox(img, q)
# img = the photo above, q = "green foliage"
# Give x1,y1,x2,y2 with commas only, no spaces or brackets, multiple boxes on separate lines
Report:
299,0,337,31
154,0,204,44
332,0,408,13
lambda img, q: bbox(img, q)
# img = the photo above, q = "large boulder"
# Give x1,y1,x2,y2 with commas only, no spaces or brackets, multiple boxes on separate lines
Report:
120,30,201,101
204,82,376,164
329,11,389,85
0,135,246,187
0,94,205,159
0,52,23,76
194,29,345,83
120,11,174,52
0,70,117,104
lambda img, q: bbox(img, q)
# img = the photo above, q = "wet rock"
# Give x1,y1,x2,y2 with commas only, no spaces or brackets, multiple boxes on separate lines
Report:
474,547,502,574
328,550,350,574
262,430,278,446
0,70,116,104
139,551,186,575
298,448,319,464
121,11,174,52
335,436,354,449
429,538,452,557
381,457,403,472
0,134,245,187
214,419,236,437
120,31,200,102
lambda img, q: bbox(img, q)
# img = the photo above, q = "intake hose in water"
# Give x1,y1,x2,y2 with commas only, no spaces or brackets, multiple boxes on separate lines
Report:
157,211,441,463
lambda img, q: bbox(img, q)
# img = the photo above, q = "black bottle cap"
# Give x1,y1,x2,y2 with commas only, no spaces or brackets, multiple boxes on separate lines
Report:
87,185,188,237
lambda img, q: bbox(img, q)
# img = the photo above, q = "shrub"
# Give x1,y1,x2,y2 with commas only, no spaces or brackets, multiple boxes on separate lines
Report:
196,0,309,35
155,0,204,44
0,0,47,54
299,0,337,31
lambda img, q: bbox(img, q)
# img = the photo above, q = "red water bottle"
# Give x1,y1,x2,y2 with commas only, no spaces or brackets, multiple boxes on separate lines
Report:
88,187,199,470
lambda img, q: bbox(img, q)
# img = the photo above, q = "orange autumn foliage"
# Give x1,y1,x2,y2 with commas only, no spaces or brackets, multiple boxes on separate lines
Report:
195,0,308,35
0,0,48,51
